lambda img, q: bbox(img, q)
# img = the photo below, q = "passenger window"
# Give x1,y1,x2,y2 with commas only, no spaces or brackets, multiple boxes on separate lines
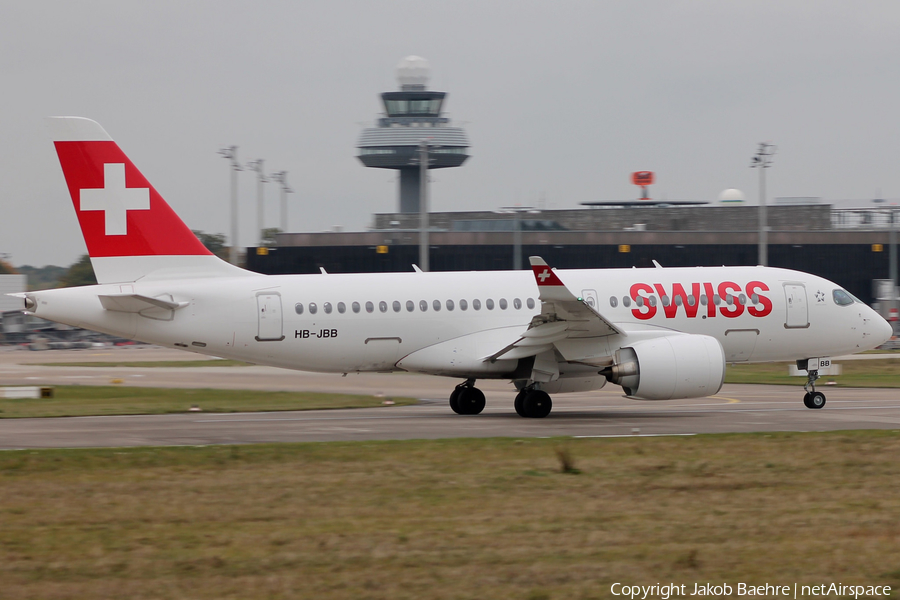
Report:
419,300,428,312
378,301,387,313
609,296,618,308
486,299,495,310
636,297,644,307
726,295,734,306
324,302,332,314
833,289,854,306
392,301,401,313
365,301,374,313
433,299,441,312
648,296,657,307
473,299,481,310
526,298,536,310
751,294,759,305
713,295,722,306
738,294,746,306
337,302,346,314
406,300,415,312
700,295,708,306
446,299,455,311
295,303,304,315
499,298,508,310
309,302,318,315
460,299,468,311
514,298,522,309
623,296,631,308
675,296,683,306
661,295,670,306
352,301,361,314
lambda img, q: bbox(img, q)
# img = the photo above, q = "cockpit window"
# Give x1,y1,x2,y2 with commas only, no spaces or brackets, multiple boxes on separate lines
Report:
833,289,855,307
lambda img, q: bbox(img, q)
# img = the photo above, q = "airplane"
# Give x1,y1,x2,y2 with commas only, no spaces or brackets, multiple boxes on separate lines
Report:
15,117,893,418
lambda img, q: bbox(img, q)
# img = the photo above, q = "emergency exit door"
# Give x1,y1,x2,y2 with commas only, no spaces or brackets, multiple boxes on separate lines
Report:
256,293,284,341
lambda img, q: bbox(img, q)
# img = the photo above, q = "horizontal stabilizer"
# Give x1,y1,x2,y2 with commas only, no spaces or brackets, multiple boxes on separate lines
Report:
98,293,188,313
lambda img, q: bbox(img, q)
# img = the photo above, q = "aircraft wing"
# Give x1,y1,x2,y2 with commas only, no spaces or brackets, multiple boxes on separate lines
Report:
484,256,623,362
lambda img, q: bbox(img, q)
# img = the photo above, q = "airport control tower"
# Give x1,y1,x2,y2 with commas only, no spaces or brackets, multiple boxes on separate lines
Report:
357,56,470,214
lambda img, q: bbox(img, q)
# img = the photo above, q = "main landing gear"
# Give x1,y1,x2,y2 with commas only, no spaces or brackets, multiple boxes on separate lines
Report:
449,379,486,415
514,386,552,419
803,369,826,409
448,380,553,418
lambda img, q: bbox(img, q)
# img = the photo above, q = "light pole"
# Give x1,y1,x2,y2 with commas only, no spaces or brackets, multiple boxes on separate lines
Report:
247,159,267,244
270,171,293,233
497,206,540,270
890,205,898,296
417,139,432,271
751,142,776,266
219,146,242,265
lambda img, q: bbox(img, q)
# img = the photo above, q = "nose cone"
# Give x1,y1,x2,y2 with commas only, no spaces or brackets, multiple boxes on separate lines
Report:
876,313,894,347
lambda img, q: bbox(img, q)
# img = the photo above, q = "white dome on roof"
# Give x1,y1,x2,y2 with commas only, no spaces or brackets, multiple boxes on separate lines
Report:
397,56,430,89
718,188,745,204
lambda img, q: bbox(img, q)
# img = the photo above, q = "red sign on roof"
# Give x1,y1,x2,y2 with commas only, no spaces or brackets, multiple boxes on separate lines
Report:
632,171,654,186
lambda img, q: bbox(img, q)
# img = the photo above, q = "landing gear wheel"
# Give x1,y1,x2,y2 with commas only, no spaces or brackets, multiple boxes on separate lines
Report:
807,391,826,409
802,368,825,409
457,387,486,415
449,387,462,414
522,390,552,418
514,390,527,417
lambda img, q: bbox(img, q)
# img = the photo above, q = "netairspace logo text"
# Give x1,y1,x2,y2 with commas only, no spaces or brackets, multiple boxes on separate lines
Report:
611,583,892,600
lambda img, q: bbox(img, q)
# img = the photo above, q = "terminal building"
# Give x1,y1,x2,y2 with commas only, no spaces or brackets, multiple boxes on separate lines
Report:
246,57,899,314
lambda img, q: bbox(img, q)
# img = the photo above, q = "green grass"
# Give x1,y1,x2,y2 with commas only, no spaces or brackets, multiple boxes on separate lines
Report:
726,358,900,387
34,359,253,368
1,432,898,599
0,386,414,418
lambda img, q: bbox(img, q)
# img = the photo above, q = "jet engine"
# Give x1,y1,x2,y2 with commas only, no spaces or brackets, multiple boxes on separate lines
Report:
607,334,725,400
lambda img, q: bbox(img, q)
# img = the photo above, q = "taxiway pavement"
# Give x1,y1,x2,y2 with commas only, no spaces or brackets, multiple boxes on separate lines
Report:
1,346,899,449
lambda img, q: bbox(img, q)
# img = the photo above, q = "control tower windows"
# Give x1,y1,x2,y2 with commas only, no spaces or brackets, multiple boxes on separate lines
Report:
383,97,443,117
385,99,408,115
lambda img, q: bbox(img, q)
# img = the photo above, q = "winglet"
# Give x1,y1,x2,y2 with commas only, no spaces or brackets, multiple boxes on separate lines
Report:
529,256,581,304
529,256,565,287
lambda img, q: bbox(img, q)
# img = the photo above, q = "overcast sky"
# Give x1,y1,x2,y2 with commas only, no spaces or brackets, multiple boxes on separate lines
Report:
3,1,900,267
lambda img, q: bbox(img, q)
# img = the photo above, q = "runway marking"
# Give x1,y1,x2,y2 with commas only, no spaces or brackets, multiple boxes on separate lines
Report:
574,433,697,439
303,427,372,433
192,404,900,424
710,395,742,404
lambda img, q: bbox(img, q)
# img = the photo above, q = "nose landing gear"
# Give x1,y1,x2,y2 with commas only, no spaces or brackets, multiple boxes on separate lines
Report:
802,368,826,409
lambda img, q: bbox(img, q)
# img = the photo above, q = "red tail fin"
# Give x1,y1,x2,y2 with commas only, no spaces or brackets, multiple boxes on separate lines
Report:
47,117,247,283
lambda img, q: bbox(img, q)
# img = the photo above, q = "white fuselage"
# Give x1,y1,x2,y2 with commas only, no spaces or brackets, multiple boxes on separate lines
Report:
28,265,890,379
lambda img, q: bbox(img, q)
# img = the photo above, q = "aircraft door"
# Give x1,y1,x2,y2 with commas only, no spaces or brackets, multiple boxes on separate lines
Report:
581,289,599,310
783,284,809,329
256,293,285,341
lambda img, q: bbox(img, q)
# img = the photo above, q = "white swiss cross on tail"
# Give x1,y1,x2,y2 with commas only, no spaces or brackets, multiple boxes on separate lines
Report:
79,163,150,236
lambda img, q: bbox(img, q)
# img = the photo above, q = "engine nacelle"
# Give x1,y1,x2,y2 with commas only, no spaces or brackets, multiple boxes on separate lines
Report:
608,334,725,400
